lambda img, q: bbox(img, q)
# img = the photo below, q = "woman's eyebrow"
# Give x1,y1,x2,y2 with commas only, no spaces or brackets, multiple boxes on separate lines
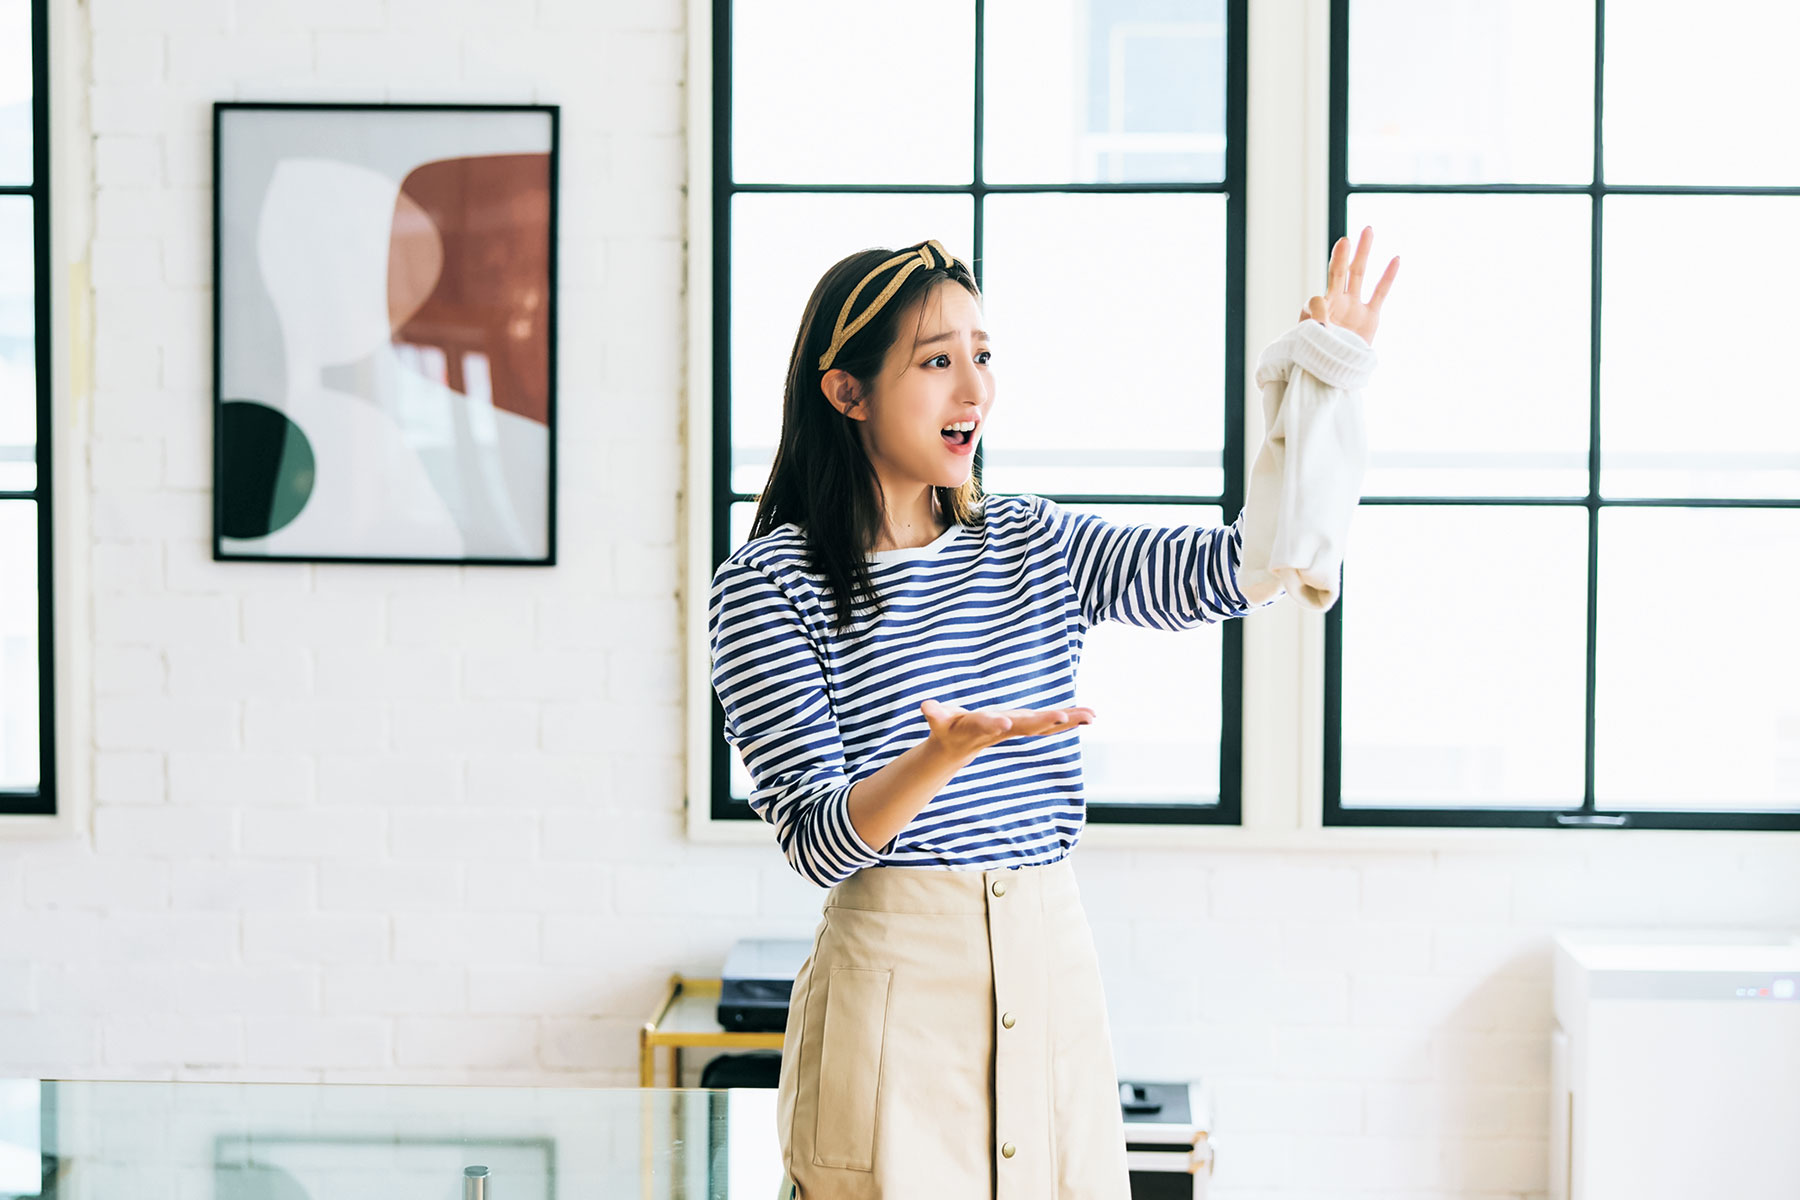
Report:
914,329,990,347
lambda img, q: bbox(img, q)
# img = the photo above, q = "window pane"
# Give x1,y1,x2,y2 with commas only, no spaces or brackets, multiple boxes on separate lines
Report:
984,0,1226,185
730,0,974,185
1348,0,1594,185
1346,192,1591,498
980,193,1224,498
729,193,974,497
0,500,38,790
1340,505,1588,807
0,197,33,492
1595,508,1800,810
0,3,28,186
0,1080,40,1195
1064,501,1225,805
728,496,757,553
1604,0,1800,187
1600,195,1800,501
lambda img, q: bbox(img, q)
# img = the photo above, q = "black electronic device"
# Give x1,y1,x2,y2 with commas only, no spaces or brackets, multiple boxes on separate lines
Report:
1121,1079,1215,1199
717,938,812,1033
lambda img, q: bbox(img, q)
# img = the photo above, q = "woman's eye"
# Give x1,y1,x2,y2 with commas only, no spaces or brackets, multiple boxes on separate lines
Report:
928,351,993,367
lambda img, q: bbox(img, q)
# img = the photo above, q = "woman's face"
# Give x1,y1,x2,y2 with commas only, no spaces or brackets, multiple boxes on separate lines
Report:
827,280,996,493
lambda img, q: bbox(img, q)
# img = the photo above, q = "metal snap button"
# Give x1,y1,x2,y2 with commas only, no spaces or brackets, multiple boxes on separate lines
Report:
1001,1012,1016,1029
991,880,1006,897
1001,1142,1016,1159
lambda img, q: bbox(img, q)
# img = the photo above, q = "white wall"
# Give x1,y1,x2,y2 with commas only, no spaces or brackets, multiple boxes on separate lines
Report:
1,2,1796,1198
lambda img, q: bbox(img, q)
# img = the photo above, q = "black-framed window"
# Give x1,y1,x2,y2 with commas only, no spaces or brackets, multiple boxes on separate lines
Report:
1326,0,1800,830
709,0,1250,826
0,0,52,817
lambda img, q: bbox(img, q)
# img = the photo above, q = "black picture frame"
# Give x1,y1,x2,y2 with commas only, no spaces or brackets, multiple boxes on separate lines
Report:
211,101,559,567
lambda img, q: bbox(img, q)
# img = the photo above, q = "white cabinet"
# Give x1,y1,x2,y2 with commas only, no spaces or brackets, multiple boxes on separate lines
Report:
1550,931,1800,1200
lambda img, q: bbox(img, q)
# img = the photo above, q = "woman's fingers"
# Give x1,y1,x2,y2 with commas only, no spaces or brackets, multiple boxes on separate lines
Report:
1347,225,1372,296
925,700,1095,751
987,707,1096,737
1303,228,1383,326
1038,711,1093,735
1335,231,1356,287
1369,255,1400,310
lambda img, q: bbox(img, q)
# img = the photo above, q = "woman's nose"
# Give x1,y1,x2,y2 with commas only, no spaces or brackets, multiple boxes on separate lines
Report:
954,354,985,398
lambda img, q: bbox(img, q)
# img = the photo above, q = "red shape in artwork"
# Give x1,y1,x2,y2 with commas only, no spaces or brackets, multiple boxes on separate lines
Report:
388,152,551,427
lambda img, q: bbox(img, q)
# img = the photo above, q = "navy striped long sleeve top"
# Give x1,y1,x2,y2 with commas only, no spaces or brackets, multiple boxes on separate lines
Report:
705,494,1282,887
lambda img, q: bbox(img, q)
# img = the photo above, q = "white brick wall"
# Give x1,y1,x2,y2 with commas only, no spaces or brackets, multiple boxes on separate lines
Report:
2,3,1797,1198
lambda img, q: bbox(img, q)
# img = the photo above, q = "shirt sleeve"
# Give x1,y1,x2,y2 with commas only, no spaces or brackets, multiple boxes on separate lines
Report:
1027,495,1282,630
1240,319,1377,611
707,556,889,888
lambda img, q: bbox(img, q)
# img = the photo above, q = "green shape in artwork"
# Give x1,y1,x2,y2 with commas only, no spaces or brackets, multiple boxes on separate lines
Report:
219,399,316,540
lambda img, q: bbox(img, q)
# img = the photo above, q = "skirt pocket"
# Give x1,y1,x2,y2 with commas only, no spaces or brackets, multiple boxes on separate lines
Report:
811,965,892,1171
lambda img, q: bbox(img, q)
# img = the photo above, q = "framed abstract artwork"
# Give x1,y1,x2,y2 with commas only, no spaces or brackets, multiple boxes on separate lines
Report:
211,102,558,564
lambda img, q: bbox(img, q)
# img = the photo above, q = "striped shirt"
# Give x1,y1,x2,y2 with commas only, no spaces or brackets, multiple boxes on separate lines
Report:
706,494,1281,887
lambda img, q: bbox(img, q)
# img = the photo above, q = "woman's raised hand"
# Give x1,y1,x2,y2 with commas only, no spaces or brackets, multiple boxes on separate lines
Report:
920,698,1096,764
1297,225,1399,347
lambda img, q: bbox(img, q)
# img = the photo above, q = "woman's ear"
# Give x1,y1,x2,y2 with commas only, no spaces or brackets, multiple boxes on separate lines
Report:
821,369,868,422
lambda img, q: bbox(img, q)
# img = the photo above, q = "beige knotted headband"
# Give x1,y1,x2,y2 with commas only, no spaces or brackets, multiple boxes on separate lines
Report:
817,239,970,372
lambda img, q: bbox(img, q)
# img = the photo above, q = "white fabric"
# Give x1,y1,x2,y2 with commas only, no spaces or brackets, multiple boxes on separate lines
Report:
1237,319,1379,611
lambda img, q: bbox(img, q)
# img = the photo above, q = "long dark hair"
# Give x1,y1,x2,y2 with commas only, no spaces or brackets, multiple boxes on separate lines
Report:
750,240,986,636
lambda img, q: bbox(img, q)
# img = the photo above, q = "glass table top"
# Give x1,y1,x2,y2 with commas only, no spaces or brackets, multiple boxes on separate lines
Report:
0,1079,785,1200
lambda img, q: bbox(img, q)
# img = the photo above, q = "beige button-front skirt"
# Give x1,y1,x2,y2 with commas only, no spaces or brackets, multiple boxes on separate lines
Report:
776,855,1131,1199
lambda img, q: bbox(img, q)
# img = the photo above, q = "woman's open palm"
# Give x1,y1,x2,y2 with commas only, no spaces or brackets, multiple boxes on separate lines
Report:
921,698,1095,763
1298,225,1399,346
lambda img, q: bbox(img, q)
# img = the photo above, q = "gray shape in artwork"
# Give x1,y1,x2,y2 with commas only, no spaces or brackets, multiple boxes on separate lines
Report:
317,350,547,559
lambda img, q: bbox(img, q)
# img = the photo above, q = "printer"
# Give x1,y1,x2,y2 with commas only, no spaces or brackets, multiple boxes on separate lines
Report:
717,938,813,1033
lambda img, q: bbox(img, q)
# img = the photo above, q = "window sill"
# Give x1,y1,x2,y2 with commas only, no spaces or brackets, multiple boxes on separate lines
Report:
683,796,1799,855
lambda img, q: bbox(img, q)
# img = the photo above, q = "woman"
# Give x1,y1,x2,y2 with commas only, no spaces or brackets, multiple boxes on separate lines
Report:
708,233,1397,1197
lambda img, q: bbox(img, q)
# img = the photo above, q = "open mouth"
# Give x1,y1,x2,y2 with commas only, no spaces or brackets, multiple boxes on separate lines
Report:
940,420,978,449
